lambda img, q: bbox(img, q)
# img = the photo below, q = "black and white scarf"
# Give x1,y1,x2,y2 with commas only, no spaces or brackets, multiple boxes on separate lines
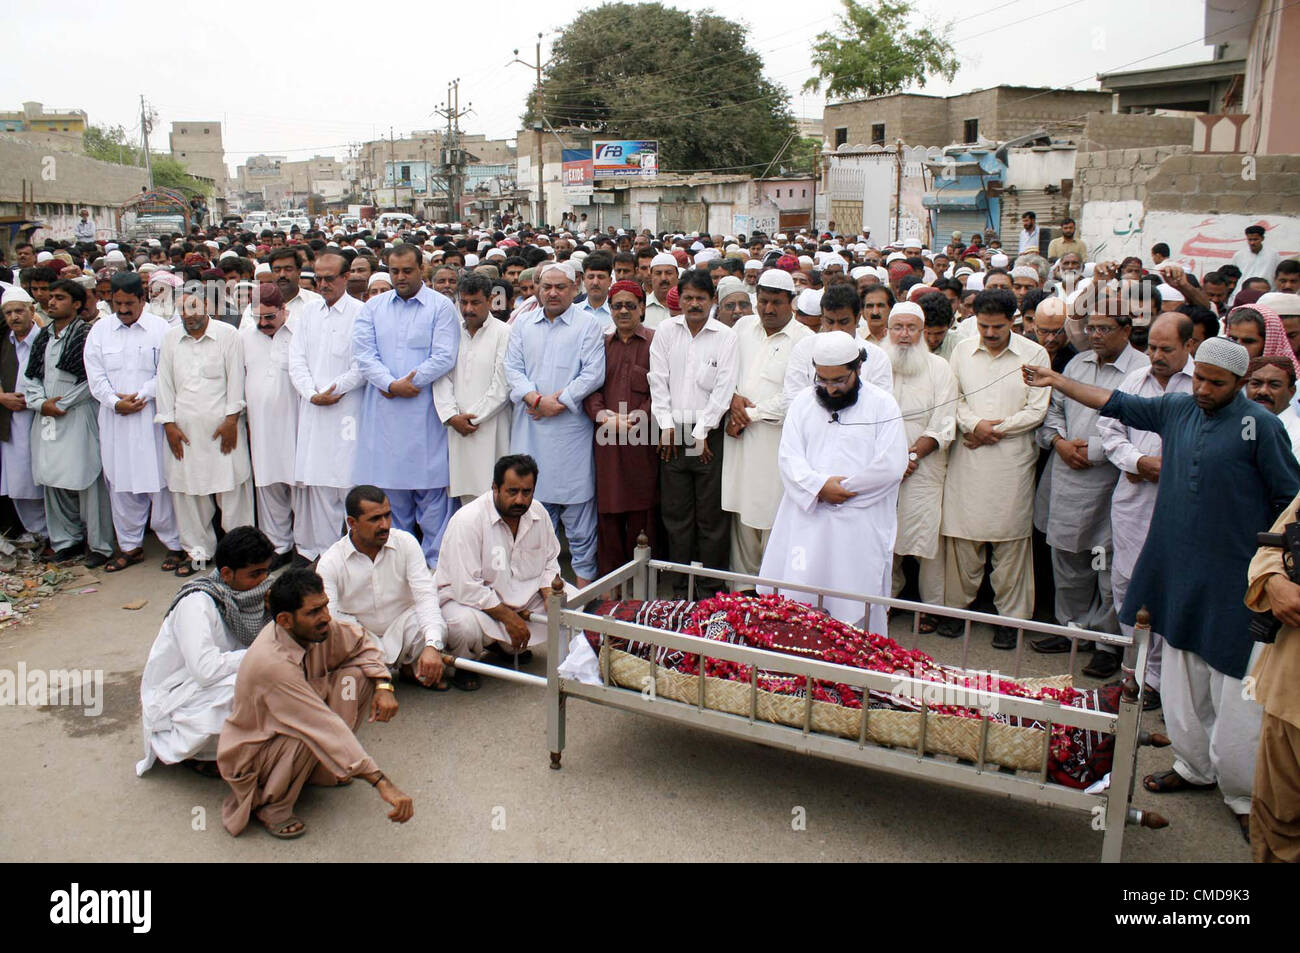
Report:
165,570,274,647
25,317,91,384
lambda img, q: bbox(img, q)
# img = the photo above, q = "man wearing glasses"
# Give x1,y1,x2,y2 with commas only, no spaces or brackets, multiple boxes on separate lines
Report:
288,250,365,563
1029,295,1149,678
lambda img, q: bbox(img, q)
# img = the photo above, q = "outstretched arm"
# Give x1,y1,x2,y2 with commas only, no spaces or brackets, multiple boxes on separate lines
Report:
1022,364,1112,410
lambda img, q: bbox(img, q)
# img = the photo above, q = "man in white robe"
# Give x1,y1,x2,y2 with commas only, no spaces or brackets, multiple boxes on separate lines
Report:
884,302,958,614
288,250,364,560
1,288,47,540
83,272,181,570
759,332,908,633
317,484,448,689
1097,313,1194,704
722,269,813,575
241,284,300,567
435,453,575,663
432,273,510,504
155,287,254,572
136,526,274,775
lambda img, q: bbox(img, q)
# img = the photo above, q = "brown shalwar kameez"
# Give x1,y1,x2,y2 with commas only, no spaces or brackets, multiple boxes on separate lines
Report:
1244,494,1300,862
217,619,391,835
584,326,657,576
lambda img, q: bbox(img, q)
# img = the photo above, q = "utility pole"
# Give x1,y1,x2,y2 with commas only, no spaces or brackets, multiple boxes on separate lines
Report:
511,33,551,227
140,94,154,187
388,125,395,209
435,78,473,225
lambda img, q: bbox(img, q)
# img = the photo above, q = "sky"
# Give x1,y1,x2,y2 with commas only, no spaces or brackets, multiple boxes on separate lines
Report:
0,0,1222,172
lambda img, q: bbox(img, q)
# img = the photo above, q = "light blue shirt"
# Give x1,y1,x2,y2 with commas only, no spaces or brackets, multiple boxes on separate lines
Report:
352,285,460,490
505,305,606,504
578,297,613,333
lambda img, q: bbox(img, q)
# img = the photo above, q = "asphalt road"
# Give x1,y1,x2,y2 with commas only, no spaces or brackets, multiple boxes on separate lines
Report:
0,539,1250,863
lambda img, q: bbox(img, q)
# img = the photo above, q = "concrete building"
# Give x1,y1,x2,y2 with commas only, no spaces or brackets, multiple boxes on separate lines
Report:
823,86,1112,151
169,121,229,193
235,154,345,208
0,101,88,135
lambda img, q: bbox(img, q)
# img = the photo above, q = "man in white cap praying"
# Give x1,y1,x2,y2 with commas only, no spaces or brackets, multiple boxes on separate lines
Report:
644,253,679,329
0,286,47,541
759,331,908,633
722,267,813,576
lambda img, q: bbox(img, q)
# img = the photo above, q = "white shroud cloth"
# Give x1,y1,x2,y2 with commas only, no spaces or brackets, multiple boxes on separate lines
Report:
759,382,908,633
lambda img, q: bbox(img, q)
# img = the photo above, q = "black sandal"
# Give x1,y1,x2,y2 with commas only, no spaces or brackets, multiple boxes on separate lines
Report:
1143,769,1215,794
103,548,145,573
174,560,200,578
160,550,186,572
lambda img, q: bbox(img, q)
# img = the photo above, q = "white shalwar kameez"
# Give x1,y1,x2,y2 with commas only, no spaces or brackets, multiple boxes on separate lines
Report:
135,591,246,774
890,351,958,604
432,316,511,502
759,383,908,633
154,320,253,563
241,320,299,555
288,293,364,558
1,330,46,536
783,333,892,406
83,312,179,551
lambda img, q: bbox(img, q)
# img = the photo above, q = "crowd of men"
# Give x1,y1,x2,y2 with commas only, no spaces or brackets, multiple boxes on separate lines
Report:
2,212,1299,861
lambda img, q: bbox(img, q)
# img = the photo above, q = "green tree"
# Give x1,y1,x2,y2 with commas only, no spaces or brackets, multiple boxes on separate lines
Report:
803,0,959,101
152,157,212,197
83,123,142,165
524,2,797,173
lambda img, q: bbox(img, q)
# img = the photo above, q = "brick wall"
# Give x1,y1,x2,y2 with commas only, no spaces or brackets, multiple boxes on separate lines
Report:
1145,153,1300,215
1081,112,1194,152
0,137,149,207
1075,145,1194,205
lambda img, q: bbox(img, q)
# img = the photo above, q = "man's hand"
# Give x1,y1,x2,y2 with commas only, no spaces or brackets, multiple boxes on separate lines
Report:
725,414,744,438
370,687,399,723
502,609,531,650
963,418,1004,449
536,393,565,417
1264,574,1300,627
1055,436,1092,470
164,422,189,460
817,476,858,505
1022,365,1058,389
376,777,414,823
114,393,146,415
414,645,444,687
0,392,26,412
387,371,419,399
212,414,239,454
1136,455,1161,483
447,412,479,437
39,397,66,418
729,393,754,429
310,384,342,406
696,435,714,464
658,426,678,461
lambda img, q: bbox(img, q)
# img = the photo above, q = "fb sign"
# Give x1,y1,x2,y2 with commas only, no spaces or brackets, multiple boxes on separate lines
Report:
592,140,658,179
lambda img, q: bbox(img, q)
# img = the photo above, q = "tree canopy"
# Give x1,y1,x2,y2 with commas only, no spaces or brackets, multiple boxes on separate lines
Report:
82,123,211,196
524,2,797,173
803,0,959,101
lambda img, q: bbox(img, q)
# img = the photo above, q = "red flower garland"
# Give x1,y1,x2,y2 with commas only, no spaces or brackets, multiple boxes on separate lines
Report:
676,594,1085,765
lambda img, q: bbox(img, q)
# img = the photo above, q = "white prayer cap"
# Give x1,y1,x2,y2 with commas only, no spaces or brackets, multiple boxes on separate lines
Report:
885,252,906,264
854,242,869,253
354,239,367,249
811,330,861,367
690,241,705,252
825,254,849,270
1194,337,1250,377
695,248,720,265
1258,291,1300,316
254,262,272,276
757,268,796,294
326,241,339,248
478,240,492,252
651,253,678,269
796,288,823,316
2,285,34,305
204,240,220,251
775,233,788,241
1157,284,1185,304
725,244,742,255
922,249,932,257
903,238,922,251
464,254,480,267
148,239,163,248
138,263,157,275
743,259,763,271
966,273,986,291
724,235,736,244
570,250,588,263
850,266,872,280
105,249,127,264
954,266,973,279
219,249,238,261
537,261,577,284
889,301,925,322
990,253,1009,269
716,276,747,302
36,251,53,262
105,243,119,251
1010,265,1039,281
368,272,393,289
798,255,814,268
616,229,627,236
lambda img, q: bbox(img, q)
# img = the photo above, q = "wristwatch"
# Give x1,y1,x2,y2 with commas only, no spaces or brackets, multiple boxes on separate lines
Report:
908,452,919,462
